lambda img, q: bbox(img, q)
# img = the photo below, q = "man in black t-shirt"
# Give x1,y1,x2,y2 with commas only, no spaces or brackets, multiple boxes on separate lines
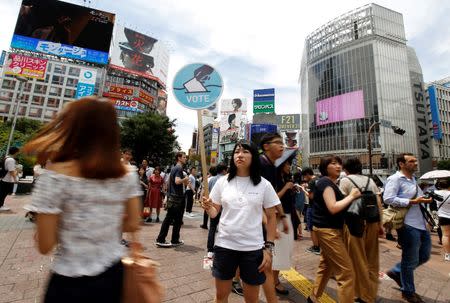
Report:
156,152,189,247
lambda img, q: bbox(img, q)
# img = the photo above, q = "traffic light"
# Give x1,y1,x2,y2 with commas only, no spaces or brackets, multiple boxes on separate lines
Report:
391,126,406,135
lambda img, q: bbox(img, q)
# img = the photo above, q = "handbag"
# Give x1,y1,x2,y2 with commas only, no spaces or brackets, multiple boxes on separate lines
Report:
122,233,164,303
381,185,418,230
142,207,151,218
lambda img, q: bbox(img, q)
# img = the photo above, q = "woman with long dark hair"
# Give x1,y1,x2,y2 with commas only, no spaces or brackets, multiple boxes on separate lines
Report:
202,141,280,303
22,97,141,303
308,155,360,303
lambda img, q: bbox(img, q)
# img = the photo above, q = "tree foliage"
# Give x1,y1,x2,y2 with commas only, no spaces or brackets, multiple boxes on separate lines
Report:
437,159,450,170
120,112,179,167
0,118,44,176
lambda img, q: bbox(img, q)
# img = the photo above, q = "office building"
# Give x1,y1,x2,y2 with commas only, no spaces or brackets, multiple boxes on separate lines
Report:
300,3,431,174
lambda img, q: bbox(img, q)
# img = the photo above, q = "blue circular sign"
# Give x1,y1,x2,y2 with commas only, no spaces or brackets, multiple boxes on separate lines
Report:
172,63,223,110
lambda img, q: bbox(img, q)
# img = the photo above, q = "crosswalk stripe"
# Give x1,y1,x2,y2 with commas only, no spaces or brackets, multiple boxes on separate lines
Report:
281,268,336,303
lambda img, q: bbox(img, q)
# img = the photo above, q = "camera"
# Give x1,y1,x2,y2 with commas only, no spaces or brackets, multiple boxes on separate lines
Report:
423,189,444,202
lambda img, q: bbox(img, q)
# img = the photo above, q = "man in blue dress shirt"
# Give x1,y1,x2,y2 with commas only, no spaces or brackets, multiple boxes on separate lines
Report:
383,153,432,303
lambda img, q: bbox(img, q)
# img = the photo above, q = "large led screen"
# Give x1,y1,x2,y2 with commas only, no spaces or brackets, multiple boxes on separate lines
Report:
11,0,115,65
315,90,365,126
110,25,169,86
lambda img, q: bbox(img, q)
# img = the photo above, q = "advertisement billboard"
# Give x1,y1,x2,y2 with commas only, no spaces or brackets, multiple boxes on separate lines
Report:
111,99,145,113
428,85,443,140
250,124,277,147
281,131,300,149
253,88,275,113
220,98,247,144
315,90,365,126
75,68,96,99
110,25,169,86
11,0,115,65
156,90,167,115
4,53,48,79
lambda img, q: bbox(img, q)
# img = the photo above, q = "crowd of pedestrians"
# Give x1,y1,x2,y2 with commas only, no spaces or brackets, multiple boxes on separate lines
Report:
0,97,447,303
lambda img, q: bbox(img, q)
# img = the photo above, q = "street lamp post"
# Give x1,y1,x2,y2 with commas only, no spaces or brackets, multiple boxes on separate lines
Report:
367,121,406,177
6,76,28,153
367,121,379,177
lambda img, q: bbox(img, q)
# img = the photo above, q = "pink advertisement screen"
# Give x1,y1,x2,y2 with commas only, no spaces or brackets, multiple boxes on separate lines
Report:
315,90,365,126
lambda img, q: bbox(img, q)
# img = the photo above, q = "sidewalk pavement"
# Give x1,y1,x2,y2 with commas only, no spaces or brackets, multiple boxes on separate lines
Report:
0,195,448,303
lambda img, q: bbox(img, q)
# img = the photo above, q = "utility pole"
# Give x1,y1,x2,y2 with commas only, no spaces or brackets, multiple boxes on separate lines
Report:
6,76,28,153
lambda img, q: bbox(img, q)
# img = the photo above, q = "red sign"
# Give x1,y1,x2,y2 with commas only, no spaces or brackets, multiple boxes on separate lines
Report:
103,83,136,100
139,90,154,105
5,54,48,79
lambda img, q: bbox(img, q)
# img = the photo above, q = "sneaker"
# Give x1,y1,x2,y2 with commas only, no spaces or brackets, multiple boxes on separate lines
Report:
0,206,11,212
386,270,402,288
306,246,320,255
143,217,152,225
444,253,450,261
200,225,208,230
402,293,424,303
155,217,160,223
120,239,130,247
207,252,214,259
155,241,172,248
171,240,184,247
232,280,244,296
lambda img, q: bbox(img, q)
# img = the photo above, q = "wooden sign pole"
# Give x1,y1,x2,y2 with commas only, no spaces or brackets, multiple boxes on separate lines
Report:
197,110,209,198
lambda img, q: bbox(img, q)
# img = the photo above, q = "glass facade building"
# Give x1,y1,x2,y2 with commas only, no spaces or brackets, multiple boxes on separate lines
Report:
300,4,430,173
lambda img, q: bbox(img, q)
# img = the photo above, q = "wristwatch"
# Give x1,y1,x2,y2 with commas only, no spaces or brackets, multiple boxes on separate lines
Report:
264,241,275,256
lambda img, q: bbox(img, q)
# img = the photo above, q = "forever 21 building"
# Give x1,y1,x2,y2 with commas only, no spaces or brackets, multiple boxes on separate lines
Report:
299,3,432,175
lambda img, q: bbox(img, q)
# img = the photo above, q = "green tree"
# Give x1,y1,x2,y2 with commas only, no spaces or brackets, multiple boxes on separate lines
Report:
437,159,450,170
120,112,179,167
0,118,44,176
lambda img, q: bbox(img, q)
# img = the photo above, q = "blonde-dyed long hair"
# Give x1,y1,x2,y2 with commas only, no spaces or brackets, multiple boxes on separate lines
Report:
22,97,126,179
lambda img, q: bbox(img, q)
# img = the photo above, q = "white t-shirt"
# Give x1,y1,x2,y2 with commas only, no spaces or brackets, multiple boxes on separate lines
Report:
2,157,17,183
435,189,450,219
209,175,281,251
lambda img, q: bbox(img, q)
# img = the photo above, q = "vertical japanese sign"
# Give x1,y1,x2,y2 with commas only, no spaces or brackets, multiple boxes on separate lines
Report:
253,88,275,113
75,68,97,99
5,53,48,79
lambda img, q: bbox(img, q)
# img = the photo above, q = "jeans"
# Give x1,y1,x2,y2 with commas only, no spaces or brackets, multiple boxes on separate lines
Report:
390,224,431,295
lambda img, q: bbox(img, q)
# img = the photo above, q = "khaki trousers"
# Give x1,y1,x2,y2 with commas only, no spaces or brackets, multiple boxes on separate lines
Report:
312,227,355,303
343,222,379,303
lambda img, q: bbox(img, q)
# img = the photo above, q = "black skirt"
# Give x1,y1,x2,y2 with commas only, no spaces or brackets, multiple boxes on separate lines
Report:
44,260,123,303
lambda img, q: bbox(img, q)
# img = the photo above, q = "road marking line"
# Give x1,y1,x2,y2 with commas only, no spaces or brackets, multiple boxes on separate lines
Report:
281,268,336,303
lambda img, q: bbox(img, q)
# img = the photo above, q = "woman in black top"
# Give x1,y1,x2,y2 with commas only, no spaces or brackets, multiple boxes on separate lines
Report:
308,155,360,303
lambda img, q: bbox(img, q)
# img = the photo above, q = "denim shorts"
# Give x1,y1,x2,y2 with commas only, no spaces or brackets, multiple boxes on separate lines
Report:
212,246,266,285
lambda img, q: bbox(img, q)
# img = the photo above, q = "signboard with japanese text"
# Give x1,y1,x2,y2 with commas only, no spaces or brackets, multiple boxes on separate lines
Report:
253,88,275,113
5,53,47,79
110,25,169,86
11,0,115,65
276,114,300,131
75,68,96,99
111,99,145,113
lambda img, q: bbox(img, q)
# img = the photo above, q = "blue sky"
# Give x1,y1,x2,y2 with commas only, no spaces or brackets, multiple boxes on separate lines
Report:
0,0,449,151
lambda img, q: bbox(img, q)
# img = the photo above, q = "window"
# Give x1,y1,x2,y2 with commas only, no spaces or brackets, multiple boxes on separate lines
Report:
32,96,45,106
1,79,15,89
54,64,66,74
34,84,47,94
0,91,14,101
29,107,42,118
47,98,60,108
68,67,80,76
44,109,57,119
49,86,62,96
66,78,78,87
0,104,10,113
52,75,64,85
64,89,75,98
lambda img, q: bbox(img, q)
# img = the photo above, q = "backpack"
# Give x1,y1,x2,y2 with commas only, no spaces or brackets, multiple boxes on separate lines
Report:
0,156,10,179
346,176,380,222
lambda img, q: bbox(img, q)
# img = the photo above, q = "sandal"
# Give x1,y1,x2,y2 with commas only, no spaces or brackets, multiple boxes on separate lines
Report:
275,281,289,295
